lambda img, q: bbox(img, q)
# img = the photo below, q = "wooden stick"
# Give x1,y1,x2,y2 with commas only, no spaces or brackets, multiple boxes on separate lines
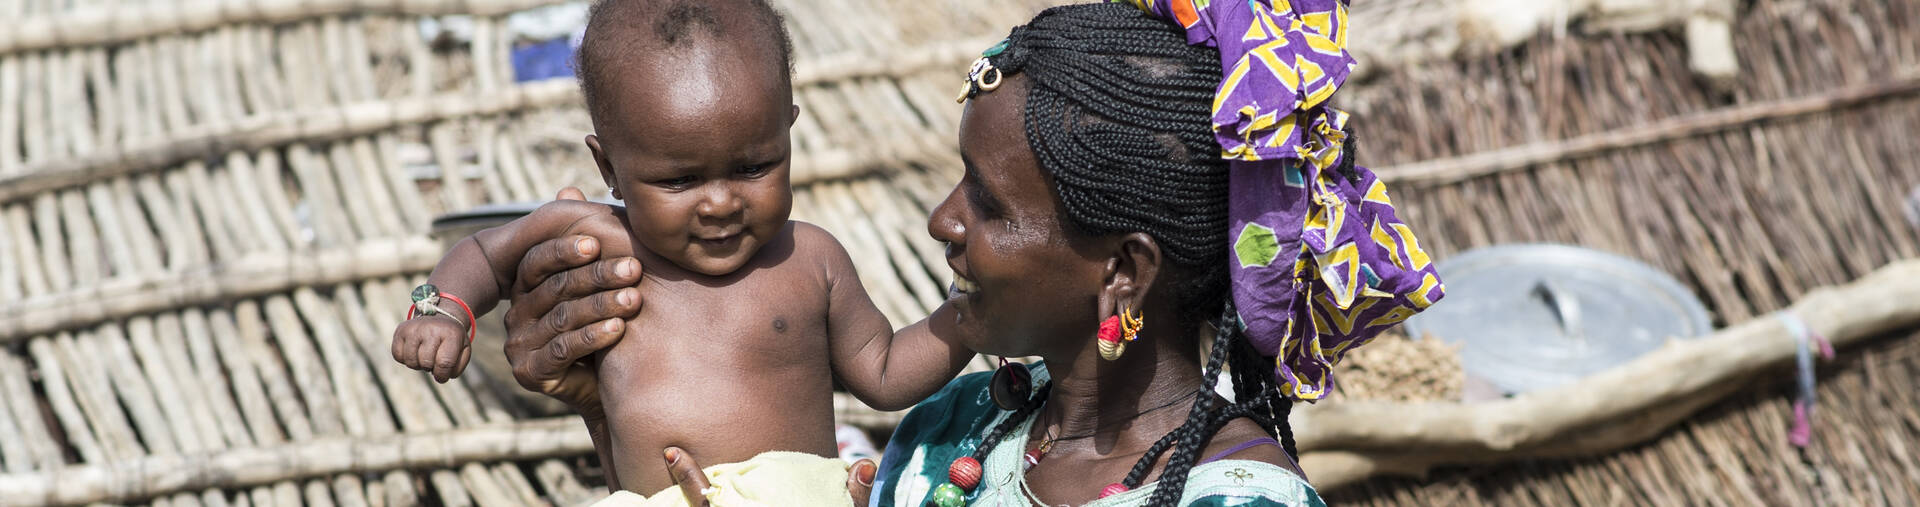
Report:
0,58,20,174
0,237,441,342
0,35,993,205
174,163,241,263
84,182,138,277
346,139,408,239
0,208,23,302
223,152,292,252
26,336,105,464
0,80,577,204
111,178,165,273
29,195,70,291
4,205,50,296
126,317,211,453
57,190,102,286
0,349,63,471
1295,259,1920,488
0,417,594,504
1377,68,1920,185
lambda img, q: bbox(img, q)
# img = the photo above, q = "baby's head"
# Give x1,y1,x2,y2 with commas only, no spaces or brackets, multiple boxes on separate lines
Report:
577,0,797,276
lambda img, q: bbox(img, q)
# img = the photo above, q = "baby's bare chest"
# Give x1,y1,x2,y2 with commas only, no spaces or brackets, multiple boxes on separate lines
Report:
605,269,832,367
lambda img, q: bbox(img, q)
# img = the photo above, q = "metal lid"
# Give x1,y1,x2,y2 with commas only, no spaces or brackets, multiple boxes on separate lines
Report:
1402,244,1713,396
428,198,624,232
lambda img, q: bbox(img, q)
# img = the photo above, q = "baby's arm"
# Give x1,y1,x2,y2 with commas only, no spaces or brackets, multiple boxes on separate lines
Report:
392,199,630,382
803,223,976,411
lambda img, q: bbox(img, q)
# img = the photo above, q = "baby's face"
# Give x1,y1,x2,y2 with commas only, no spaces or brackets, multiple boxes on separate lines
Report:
588,43,796,276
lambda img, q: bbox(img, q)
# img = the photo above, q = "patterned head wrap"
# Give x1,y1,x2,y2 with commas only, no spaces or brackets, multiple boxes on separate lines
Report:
1113,0,1446,401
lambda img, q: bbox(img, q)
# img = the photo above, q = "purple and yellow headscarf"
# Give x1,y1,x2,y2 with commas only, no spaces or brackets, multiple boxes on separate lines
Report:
1116,0,1445,401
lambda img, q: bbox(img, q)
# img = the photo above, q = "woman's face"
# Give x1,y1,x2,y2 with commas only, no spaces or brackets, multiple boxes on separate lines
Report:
929,76,1111,357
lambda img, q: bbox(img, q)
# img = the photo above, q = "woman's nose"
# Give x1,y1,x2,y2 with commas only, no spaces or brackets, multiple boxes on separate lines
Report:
926,186,966,245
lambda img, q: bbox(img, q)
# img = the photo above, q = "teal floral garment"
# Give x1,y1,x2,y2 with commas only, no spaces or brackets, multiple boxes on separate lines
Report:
872,363,1326,506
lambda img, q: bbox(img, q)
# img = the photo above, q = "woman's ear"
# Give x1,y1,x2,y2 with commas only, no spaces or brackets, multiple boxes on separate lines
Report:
586,134,621,200
1100,232,1164,314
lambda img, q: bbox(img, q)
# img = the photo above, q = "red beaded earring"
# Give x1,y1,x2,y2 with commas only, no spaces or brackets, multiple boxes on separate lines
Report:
1097,306,1144,360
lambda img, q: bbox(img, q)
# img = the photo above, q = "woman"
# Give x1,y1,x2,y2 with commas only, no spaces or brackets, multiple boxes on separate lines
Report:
497,2,1441,505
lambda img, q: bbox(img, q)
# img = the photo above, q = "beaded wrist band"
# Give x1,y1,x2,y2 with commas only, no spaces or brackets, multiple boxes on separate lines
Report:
408,284,476,343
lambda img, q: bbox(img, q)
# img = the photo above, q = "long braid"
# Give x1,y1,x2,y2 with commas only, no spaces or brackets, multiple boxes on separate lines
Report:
968,382,1051,463
1224,302,1301,459
1137,305,1238,505
980,4,1306,503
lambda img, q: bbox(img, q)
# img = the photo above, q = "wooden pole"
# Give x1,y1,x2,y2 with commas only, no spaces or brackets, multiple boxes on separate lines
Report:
1377,69,1920,185
1296,259,1920,489
0,418,595,505
0,237,441,342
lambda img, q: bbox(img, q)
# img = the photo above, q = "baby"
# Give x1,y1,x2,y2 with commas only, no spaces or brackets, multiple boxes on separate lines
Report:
389,0,972,503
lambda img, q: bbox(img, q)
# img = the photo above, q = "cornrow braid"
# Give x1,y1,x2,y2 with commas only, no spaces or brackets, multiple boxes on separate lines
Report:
987,3,1228,271
1136,304,1239,505
969,382,1052,462
1228,318,1299,458
979,4,1300,504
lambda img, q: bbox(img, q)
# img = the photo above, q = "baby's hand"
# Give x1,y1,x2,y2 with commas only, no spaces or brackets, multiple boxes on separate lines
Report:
391,316,474,383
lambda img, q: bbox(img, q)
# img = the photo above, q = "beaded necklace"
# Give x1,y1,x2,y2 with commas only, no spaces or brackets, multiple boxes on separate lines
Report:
925,385,1199,506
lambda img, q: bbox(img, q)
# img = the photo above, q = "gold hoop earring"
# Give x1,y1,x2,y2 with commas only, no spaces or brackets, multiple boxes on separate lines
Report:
956,56,1002,103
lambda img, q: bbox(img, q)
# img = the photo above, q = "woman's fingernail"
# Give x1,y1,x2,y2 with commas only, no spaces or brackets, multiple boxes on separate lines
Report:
601,319,620,332
855,462,875,486
664,448,680,464
617,289,634,306
576,237,595,252
616,259,636,278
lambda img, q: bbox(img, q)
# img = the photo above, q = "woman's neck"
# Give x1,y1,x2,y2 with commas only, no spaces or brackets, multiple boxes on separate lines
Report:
1034,327,1208,452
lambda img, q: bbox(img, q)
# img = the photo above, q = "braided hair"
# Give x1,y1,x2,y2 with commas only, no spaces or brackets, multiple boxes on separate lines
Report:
965,4,1299,505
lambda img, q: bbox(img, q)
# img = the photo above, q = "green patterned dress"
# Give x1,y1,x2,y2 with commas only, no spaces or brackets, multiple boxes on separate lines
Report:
873,364,1326,506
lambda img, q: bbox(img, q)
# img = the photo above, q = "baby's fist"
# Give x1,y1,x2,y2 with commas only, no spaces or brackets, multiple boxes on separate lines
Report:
391,317,473,383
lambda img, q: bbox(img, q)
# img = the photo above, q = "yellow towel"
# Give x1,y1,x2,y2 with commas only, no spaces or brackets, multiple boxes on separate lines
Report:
590,451,852,507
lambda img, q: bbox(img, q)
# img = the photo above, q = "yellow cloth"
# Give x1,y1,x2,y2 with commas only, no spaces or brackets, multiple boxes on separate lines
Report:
590,451,852,507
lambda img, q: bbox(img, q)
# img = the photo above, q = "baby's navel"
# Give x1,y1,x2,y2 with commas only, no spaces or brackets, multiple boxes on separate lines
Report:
772,318,787,333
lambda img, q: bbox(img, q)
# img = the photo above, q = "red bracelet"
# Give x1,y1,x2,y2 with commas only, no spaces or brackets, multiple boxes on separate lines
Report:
408,292,477,343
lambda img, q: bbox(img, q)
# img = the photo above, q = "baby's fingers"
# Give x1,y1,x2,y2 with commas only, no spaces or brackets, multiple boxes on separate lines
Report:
432,339,468,383
391,328,414,367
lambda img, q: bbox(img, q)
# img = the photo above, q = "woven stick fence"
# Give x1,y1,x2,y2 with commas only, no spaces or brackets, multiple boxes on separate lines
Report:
3,0,1916,503
5,257,1915,504
1324,0,1920,503
0,0,1062,504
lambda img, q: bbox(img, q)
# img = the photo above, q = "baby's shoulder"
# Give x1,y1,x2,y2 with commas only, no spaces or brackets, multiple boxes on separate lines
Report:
785,220,843,249
782,221,855,268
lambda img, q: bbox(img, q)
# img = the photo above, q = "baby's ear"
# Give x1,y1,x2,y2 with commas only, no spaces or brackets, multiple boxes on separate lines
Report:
789,104,801,127
585,134,621,200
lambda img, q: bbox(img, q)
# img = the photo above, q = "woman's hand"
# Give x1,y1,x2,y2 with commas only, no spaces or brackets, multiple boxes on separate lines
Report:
501,187,644,419
663,447,876,507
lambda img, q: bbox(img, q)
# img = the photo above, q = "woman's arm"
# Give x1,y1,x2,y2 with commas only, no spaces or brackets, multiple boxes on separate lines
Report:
493,189,646,487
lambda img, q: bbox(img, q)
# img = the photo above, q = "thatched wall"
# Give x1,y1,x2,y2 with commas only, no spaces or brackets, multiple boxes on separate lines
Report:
1327,0,1920,503
0,0,1914,503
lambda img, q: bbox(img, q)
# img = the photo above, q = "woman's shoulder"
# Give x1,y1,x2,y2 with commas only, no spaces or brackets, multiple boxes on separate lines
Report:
1174,460,1325,507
